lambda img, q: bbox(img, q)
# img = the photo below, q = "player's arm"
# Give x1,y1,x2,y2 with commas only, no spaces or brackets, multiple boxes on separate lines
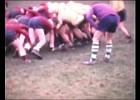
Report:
85,7,96,33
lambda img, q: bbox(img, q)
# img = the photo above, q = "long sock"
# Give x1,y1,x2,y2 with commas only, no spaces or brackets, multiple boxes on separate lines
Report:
90,43,99,61
24,43,31,51
104,44,113,59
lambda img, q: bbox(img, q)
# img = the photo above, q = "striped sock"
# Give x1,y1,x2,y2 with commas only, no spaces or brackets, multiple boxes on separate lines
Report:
90,44,99,61
104,44,113,59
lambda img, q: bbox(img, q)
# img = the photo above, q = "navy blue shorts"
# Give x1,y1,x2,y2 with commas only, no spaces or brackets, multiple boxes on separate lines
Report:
96,14,118,33
28,17,44,29
18,15,31,26
8,10,22,19
117,9,126,22
5,29,17,46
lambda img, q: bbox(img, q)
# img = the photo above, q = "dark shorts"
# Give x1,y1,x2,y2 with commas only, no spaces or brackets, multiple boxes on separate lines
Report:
18,15,31,26
5,29,17,46
117,9,126,22
96,14,118,33
28,17,44,29
8,10,22,19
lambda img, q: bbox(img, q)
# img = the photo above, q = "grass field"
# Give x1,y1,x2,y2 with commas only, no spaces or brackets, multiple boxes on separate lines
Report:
5,1,135,99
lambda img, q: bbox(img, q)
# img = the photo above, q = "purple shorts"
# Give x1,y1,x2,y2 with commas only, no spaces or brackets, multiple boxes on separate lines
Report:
5,29,17,46
8,10,22,19
18,15,31,26
28,16,44,29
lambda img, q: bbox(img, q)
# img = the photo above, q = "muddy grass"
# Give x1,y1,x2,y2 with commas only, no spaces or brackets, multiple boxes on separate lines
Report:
5,1,135,99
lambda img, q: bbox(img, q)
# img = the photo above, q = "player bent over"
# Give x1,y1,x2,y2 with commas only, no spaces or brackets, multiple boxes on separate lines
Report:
83,3,119,65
